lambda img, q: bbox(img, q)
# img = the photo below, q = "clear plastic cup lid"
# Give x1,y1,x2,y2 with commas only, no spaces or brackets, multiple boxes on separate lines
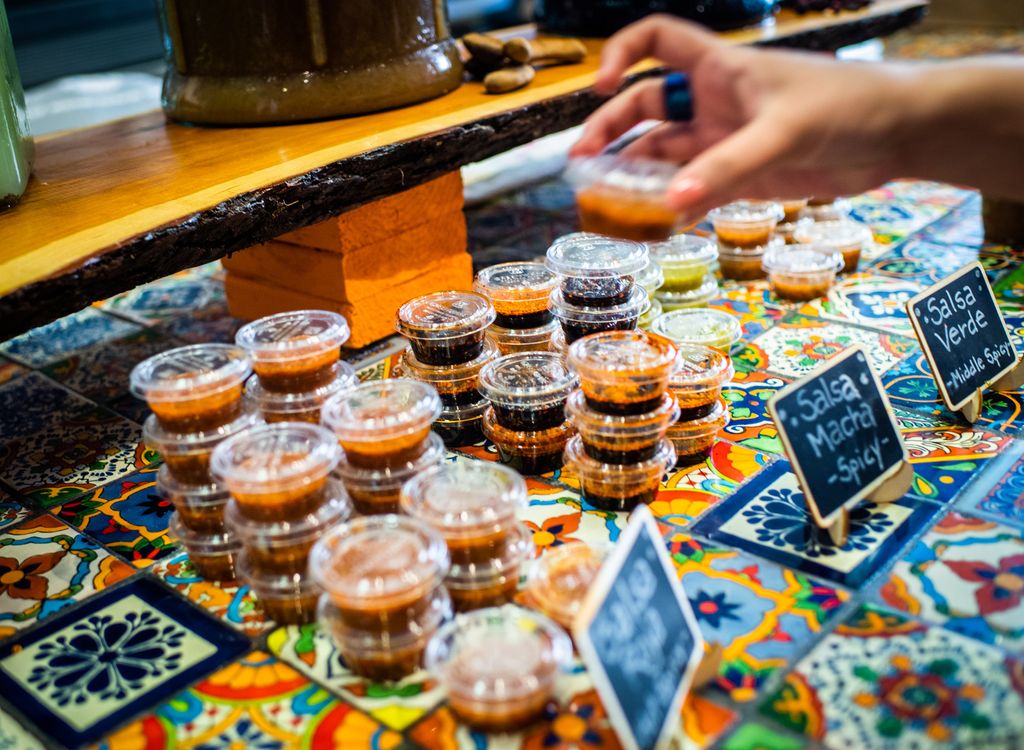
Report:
567,390,679,433
567,329,679,377
210,422,341,494
399,339,499,384
333,432,445,486
245,362,357,414
401,461,527,533
527,542,610,625
763,245,844,274
564,155,679,196
793,219,873,250
565,435,676,478
425,605,572,700
321,379,442,441
474,262,559,301
157,465,229,504
309,514,450,603
236,553,319,596
549,284,650,323
717,235,785,258
235,310,350,362
655,275,719,306
397,292,496,341
168,513,240,550
318,589,451,651
446,523,533,587
667,398,729,436
545,235,648,279
143,406,262,454
489,319,560,342
669,344,735,389
649,309,742,350
225,489,351,546
130,344,251,402
707,200,785,225
438,397,491,423
635,259,665,294
646,234,718,265
478,352,578,409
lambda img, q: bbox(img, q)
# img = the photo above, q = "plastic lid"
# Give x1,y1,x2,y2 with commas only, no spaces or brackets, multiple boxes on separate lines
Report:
397,292,496,341
321,379,442,442
762,245,843,274
488,319,560,344
567,329,679,378
309,514,450,603
143,406,262,454
707,200,785,225
549,284,649,324
655,275,719,309
793,219,873,251
799,198,852,222
210,423,341,494
649,309,742,351
669,344,735,388
446,523,533,587
236,553,320,596
646,234,718,265
168,513,240,551
157,465,229,505
565,435,676,479
567,390,679,436
401,461,527,534
474,262,559,301
425,605,572,700
527,542,610,626
235,310,350,362
635,259,665,294
225,489,351,547
667,398,730,437
318,589,452,651
437,399,491,423
478,352,578,409
564,155,679,196
398,339,499,384
333,432,445,488
545,235,648,279
130,344,251,402
717,235,785,258
245,361,357,415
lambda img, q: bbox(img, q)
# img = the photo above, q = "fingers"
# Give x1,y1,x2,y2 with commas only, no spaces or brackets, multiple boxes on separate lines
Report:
620,122,701,162
570,78,668,156
595,14,719,95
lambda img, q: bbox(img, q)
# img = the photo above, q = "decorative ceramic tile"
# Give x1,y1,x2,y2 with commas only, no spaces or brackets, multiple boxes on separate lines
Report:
871,180,977,211
760,604,1024,749
101,272,227,325
0,357,25,387
957,441,1024,529
692,460,942,587
501,177,578,212
356,349,405,382
993,265,1024,312
709,286,787,339
794,274,924,336
737,315,916,380
665,533,848,702
521,483,626,550
0,514,134,640
0,493,30,533
721,367,790,455
149,551,269,636
919,194,985,248
870,238,985,284
0,577,249,747
52,466,176,567
848,191,952,246
722,723,805,750
266,622,445,731
0,705,44,750
460,438,579,493
0,308,142,368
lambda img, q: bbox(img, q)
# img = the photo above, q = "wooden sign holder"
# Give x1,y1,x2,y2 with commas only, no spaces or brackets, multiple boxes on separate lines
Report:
957,362,1024,422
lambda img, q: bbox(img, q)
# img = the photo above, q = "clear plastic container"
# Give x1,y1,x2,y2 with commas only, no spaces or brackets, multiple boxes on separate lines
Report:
567,390,679,464
446,523,532,612
567,329,679,416
667,399,730,467
635,259,665,296
237,552,320,625
638,296,664,330
478,352,578,432
210,422,341,522
564,155,682,241
793,219,874,274
525,543,609,631
564,435,675,512
235,310,350,393
396,291,496,366
546,233,647,282
778,198,810,223
718,236,784,281
143,407,261,486
318,588,452,681
488,319,559,356
401,461,527,566
707,200,785,248
775,221,802,244
799,197,852,222
646,234,718,293
245,361,357,424
168,512,242,582
309,515,450,633
333,432,445,516
649,308,742,353
482,408,575,475
550,327,567,358
434,398,489,447
158,465,230,534
550,285,649,344
321,379,441,469
426,605,573,732
130,344,252,432
225,488,351,576
669,344,735,420
396,338,499,410
655,274,719,311
474,262,559,329
763,244,844,301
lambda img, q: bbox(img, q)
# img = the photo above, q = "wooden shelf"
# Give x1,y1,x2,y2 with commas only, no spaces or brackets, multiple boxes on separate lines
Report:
0,0,926,340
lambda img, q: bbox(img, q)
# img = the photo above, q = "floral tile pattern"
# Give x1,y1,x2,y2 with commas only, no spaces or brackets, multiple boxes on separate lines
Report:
100,270,228,326
0,494,30,533
0,514,134,640
760,604,1024,749
692,461,942,588
794,274,925,336
721,366,791,455
0,577,249,747
709,285,787,339
521,483,626,550
957,441,1024,529
993,264,1024,312
0,308,141,368
0,705,44,749
722,723,804,750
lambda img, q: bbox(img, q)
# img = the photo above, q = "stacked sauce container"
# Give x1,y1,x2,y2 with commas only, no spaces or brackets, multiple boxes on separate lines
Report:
474,262,560,355
665,344,734,466
707,200,785,282
647,234,719,312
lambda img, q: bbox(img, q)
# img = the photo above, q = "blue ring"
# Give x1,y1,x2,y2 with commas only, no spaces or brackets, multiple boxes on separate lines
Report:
663,72,694,122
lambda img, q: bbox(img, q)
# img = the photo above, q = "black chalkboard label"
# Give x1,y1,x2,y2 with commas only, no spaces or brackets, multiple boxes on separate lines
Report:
907,262,1018,411
574,506,703,750
768,346,907,527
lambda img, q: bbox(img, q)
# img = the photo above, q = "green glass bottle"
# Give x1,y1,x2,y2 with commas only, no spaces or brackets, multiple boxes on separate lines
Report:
0,0,31,208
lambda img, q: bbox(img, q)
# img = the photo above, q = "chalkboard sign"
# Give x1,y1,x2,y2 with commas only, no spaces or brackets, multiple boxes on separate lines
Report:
768,346,907,527
574,506,703,750
907,262,1019,411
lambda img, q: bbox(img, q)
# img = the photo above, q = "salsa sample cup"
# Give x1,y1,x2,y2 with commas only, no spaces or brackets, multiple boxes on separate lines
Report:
474,262,558,329
763,244,844,301
478,351,577,431
397,291,495,366
646,234,718,293
567,329,679,415
708,200,785,248
235,310,349,392
245,361,356,423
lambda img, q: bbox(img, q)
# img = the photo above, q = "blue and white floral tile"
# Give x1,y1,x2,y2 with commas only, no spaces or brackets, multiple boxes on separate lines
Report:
0,576,250,748
154,304,246,345
51,466,177,568
876,511,1024,654
691,461,943,588
0,308,142,369
957,440,1024,529
0,514,135,641
873,180,977,211
794,274,925,337
849,188,957,246
918,193,985,249
100,271,228,326
869,238,990,284
0,704,44,749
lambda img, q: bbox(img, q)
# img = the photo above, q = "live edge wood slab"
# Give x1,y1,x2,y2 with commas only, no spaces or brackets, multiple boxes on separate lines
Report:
0,0,926,341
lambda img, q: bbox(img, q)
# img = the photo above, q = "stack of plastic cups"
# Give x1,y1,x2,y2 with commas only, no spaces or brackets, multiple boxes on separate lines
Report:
211,423,351,624
762,245,845,302
402,462,532,612
636,258,665,329
794,219,875,274
396,291,497,446
664,344,734,467
311,515,452,681
321,379,445,515
564,330,679,512
545,233,650,357
236,310,357,424
707,200,785,283
477,352,578,475
800,197,853,223
474,262,560,355
774,198,810,242
648,234,719,311
132,344,258,581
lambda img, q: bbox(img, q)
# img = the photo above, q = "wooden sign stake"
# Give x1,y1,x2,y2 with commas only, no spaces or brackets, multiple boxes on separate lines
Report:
824,458,913,546
693,642,725,689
